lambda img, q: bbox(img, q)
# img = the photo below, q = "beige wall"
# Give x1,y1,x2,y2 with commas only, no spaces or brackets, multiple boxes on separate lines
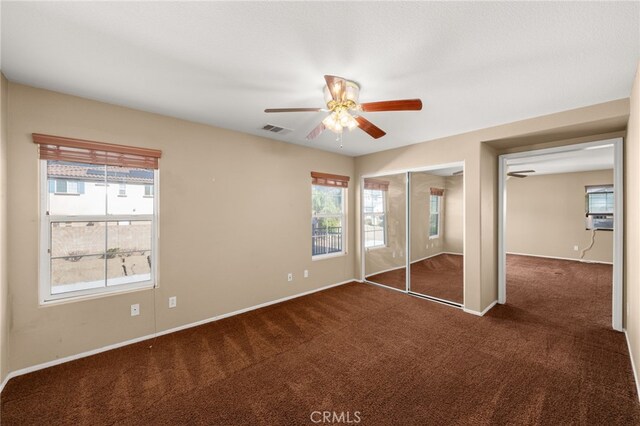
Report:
364,173,406,276
507,170,614,263
0,73,9,383
444,175,464,254
409,172,445,262
480,143,498,309
625,63,640,390
6,83,356,371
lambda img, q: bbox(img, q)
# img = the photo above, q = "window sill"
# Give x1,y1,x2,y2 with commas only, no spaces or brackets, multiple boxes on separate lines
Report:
429,235,440,240
312,251,347,261
54,192,80,196
143,195,154,198
40,281,155,306
117,195,128,198
365,245,387,251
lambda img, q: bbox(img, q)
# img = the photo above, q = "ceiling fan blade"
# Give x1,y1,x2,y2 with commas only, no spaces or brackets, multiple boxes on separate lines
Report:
360,99,423,112
306,122,326,140
507,172,528,178
509,169,535,174
452,170,464,176
264,107,323,113
324,75,346,101
355,116,386,139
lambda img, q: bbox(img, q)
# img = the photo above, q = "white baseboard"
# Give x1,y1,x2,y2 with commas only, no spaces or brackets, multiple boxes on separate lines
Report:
366,252,464,278
507,252,612,265
365,265,405,277
624,330,640,402
410,252,463,265
0,278,356,393
464,300,497,317
0,370,10,394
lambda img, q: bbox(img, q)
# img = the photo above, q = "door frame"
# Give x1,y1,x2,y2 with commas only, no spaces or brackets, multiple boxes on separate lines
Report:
498,138,623,331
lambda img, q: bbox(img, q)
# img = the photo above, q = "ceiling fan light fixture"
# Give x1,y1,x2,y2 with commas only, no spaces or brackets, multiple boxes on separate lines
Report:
323,86,334,104
322,112,343,133
265,74,421,141
345,115,358,131
344,81,360,103
322,109,358,134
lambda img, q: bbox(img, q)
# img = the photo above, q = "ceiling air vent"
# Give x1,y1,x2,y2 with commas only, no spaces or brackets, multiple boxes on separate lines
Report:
262,124,292,135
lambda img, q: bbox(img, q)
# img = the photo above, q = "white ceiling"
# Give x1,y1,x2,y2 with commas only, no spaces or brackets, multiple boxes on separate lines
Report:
1,2,638,156
507,142,614,176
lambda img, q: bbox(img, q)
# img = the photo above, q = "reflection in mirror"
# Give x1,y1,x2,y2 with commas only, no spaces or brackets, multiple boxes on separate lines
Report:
364,173,407,291
409,167,464,305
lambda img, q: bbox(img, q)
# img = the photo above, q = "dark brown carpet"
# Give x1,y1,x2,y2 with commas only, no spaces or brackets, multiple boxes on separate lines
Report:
2,255,638,425
366,253,464,303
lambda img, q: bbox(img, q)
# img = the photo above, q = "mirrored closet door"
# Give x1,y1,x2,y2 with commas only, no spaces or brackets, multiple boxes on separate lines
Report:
408,166,464,306
363,173,407,292
362,164,464,307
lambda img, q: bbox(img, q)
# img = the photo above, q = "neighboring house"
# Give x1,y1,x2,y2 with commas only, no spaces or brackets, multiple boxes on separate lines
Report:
48,162,154,215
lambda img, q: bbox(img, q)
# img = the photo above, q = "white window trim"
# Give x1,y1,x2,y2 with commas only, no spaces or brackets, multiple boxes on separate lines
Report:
363,189,387,249
54,179,81,195
39,160,159,305
429,195,441,239
311,186,347,259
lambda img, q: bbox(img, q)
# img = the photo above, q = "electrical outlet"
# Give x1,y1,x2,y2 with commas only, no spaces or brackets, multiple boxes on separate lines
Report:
304,270,309,278
287,273,293,282
131,303,140,316
169,296,177,308
573,245,579,251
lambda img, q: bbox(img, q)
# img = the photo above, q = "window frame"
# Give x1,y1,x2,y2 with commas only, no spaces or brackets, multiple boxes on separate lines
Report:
585,184,614,231
53,178,81,195
363,188,387,249
311,184,347,260
144,184,154,198
39,160,159,304
429,194,441,239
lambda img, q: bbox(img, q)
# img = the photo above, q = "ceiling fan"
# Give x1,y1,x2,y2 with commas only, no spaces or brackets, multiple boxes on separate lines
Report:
507,169,536,178
264,75,422,140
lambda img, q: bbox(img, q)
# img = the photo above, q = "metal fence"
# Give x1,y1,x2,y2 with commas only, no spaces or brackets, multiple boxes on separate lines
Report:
312,226,342,256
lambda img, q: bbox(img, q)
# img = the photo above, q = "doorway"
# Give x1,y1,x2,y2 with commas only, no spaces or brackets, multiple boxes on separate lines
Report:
498,138,623,331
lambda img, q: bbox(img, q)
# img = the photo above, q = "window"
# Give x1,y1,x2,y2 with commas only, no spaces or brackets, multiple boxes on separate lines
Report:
118,183,127,197
363,178,389,248
50,179,84,195
144,184,154,197
429,188,444,239
311,172,348,258
586,185,614,230
34,133,161,303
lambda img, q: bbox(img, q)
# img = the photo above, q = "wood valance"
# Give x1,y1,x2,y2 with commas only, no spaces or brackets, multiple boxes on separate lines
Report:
430,187,445,196
33,133,162,169
311,172,350,188
364,178,389,191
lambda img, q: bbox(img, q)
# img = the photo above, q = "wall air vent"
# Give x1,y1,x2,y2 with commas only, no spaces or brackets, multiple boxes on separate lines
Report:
262,124,292,135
